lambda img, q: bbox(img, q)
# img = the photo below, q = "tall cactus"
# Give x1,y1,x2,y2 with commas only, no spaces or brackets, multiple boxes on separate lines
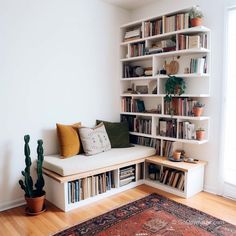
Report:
19,135,45,197
35,140,45,195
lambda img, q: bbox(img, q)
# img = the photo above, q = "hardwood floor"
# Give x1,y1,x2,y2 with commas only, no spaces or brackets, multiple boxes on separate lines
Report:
1,185,236,236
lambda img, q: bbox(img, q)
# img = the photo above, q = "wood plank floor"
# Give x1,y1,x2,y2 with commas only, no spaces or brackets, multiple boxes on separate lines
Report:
1,185,236,236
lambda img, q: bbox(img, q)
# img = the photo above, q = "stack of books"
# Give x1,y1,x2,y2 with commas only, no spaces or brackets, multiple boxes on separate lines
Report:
68,171,114,204
159,169,185,191
124,27,141,42
120,166,135,187
179,121,195,140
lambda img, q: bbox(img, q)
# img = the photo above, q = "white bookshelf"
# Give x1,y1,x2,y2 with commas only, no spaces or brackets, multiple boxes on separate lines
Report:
145,156,207,198
120,8,211,156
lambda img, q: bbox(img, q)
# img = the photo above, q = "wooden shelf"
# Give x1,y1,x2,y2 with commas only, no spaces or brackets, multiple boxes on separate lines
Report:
145,156,207,172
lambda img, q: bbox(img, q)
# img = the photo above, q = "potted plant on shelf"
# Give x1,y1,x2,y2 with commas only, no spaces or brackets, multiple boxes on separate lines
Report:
192,102,205,117
19,135,46,214
196,128,205,140
164,75,186,103
189,5,204,27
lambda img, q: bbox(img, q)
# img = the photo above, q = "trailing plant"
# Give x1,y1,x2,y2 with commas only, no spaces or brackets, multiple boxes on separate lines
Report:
189,6,203,19
164,75,186,102
19,135,45,198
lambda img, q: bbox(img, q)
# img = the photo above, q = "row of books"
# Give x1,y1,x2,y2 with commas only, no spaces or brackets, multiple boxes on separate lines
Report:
164,98,198,116
121,98,146,113
164,13,189,33
162,141,174,157
160,169,185,191
134,136,161,155
179,121,196,140
68,172,114,204
130,42,145,57
134,118,152,134
190,57,207,74
178,34,208,50
120,166,135,187
144,19,163,37
121,115,151,134
159,118,177,138
124,27,141,42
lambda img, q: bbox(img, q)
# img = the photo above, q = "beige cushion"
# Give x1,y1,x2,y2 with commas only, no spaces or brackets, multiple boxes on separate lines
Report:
79,123,111,156
43,145,156,176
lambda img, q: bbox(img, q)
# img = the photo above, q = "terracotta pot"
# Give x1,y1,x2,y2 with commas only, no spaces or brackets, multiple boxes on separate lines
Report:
192,107,203,117
196,130,205,141
25,193,45,213
173,151,181,161
191,18,202,27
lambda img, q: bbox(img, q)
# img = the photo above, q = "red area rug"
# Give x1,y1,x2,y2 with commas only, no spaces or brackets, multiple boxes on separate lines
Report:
54,193,236,236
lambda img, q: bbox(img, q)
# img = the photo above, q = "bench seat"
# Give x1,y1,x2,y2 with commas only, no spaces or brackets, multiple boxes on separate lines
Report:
43,145,156,176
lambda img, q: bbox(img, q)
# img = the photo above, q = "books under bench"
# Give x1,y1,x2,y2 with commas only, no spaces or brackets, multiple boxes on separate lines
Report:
67,171,114,204
148,164,185,191
119,166,135,187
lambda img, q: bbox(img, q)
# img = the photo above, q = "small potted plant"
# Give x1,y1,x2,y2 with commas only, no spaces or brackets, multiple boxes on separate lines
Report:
164,75,186,103
196,128,205,140
189,5,203,27
19,135,46,214
192,102,205,117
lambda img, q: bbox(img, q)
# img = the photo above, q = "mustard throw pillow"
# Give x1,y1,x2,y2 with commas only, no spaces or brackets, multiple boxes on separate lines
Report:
56,122,81,158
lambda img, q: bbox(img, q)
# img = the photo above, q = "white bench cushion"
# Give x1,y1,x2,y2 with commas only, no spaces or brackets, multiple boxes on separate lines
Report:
43,145,155,176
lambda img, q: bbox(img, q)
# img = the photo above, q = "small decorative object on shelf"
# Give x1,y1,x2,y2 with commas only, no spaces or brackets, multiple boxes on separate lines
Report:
196,128,205,140
19,135,46,215
164,75,186,102
189,5,203,27
192,102,205,117
173,151,181,161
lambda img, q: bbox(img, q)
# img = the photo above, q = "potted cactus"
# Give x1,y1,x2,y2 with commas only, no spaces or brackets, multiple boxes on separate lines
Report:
19,135,45,214
192,102,205,117
196,128,205,141
189,6,203,27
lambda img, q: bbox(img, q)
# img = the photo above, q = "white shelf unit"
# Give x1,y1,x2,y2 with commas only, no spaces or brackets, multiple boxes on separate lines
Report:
43,160,145,212
120,8,211,158
145,156,207,198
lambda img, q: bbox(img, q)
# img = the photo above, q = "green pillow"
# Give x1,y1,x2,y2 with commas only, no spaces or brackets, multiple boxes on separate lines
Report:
96,120,131,148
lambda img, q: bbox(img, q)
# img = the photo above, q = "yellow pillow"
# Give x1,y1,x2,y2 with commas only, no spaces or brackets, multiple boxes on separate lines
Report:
56,122,81,158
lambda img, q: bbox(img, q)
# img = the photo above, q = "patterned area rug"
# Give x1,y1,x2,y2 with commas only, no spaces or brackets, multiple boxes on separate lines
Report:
54,193,236,236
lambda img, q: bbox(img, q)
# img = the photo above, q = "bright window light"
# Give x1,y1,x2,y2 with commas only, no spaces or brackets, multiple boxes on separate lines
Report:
224,7,236,185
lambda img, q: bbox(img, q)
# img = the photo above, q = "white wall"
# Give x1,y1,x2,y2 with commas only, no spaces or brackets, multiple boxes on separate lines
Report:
131,0,225,194
0,0,129,211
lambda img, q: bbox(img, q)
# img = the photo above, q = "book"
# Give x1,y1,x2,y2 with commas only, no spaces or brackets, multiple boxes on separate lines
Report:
189,35,200,48
172,172,180,188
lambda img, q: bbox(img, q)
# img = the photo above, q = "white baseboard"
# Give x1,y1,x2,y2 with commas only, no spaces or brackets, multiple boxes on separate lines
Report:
0,198,25,212
203,185,218,195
